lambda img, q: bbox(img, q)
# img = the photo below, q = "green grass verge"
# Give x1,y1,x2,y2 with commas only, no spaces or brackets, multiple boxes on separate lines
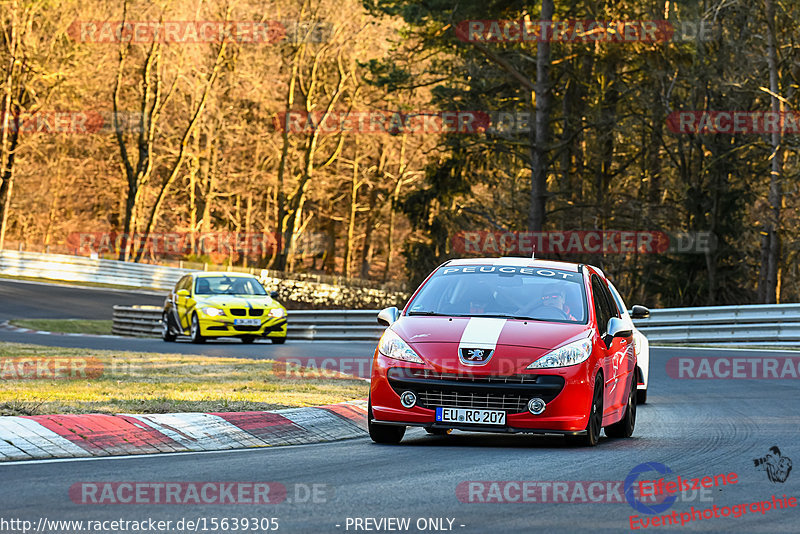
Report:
10,319,113,335
0,342,368,416
0,273,158,292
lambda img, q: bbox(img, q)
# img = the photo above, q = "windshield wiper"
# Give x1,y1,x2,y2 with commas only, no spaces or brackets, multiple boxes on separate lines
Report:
407,311,465,316
470,314,546,321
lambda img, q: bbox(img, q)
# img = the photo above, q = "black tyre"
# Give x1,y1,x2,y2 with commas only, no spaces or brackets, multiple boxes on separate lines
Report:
606,376,637,438
567,375,603,447
241,336,256,344
368,398,405,444
190,314,205,344
161,313,176,342
271,337,287,344
635,367,647,404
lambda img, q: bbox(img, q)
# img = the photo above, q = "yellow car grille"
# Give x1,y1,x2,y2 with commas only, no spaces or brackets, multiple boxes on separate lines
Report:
228,308,264,317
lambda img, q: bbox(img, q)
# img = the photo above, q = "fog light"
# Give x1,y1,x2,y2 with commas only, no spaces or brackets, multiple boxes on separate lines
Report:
528,398,546,415
400,391,417,408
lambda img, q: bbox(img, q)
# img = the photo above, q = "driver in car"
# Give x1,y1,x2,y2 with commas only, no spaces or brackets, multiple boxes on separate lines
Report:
541,284,577,321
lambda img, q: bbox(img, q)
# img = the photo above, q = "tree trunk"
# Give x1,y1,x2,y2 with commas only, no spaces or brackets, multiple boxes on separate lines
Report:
527,0,554,232
759,0,783,303
0,2,19,251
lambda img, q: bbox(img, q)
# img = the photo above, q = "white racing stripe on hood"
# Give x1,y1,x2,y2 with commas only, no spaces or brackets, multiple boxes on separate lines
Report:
457,317,507,352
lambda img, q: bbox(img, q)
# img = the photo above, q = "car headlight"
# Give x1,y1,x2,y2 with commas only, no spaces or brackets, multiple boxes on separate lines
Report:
527,338,592,369
201,307,225,317
268,308,286,318
378,329,424,364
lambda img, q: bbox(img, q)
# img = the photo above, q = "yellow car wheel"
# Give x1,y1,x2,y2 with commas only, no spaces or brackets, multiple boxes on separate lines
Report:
190,314,205,344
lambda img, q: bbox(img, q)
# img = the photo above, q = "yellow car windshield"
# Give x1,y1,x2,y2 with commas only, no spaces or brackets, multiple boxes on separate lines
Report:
194,276,267,296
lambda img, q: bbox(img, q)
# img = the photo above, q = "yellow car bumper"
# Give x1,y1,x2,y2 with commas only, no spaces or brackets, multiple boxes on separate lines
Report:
197,315,287,338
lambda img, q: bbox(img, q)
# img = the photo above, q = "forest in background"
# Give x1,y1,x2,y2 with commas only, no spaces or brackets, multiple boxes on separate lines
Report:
1,0,799,308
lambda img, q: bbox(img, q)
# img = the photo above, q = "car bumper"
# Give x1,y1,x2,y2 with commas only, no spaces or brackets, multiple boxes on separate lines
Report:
370,351,596,433
198,315,287,338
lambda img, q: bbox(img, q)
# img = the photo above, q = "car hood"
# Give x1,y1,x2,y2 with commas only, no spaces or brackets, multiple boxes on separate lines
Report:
390,316,590,374
196,295,280,308
393,316,588,349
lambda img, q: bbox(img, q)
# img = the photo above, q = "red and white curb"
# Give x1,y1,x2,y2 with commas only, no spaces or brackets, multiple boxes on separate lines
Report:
0,400,367,461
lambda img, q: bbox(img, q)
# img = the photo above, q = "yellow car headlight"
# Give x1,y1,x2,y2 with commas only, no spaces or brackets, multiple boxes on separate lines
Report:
201,307,225,317
268,308,286,318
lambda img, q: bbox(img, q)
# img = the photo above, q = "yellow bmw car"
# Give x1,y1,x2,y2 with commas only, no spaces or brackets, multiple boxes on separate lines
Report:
162,272,287,344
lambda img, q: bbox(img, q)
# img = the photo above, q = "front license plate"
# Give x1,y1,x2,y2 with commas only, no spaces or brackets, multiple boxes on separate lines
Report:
435,407,506,426
234,319,260,326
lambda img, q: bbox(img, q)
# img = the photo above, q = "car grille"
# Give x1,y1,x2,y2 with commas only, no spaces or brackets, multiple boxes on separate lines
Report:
233,325,260,332
417,390,529,412
407,369,539,384
386,367,565,414
229,308,263,317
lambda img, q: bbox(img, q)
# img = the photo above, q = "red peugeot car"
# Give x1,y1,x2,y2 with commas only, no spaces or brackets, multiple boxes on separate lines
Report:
369,257,639,446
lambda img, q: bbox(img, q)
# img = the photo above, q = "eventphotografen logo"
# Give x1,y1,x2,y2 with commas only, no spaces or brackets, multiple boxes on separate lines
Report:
754,446,792,483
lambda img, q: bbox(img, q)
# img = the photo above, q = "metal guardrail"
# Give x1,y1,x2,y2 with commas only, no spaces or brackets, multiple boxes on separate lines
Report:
112,307,385,341
633,304,800,343
1,250,189,291
111,304,800,344
0,249,406,293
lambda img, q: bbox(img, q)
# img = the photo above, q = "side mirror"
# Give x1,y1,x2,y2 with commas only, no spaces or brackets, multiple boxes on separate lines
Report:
176,289,190,298
607,317,632,339
270,291,279,299
377,306,400,326
630,305,650,319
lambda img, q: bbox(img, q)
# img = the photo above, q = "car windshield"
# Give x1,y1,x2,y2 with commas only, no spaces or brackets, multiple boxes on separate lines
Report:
194,276,267,296
407,265,587,323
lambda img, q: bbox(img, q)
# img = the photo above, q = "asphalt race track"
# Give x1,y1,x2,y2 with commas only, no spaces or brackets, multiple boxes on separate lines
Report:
0,278,376,369
1,279,799,532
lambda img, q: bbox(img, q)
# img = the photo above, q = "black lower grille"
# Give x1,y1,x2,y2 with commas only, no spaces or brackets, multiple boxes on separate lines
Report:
387,367,565,414
417,390,528,412
233,325,260,332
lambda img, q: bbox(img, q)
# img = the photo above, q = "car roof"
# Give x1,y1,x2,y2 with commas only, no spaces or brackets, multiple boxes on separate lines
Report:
442,257,582,272
193,271,258,278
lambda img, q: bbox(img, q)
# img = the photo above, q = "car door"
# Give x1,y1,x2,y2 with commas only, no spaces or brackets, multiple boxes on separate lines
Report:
175,275,193,331
598,278,633,415
590,275,627,419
